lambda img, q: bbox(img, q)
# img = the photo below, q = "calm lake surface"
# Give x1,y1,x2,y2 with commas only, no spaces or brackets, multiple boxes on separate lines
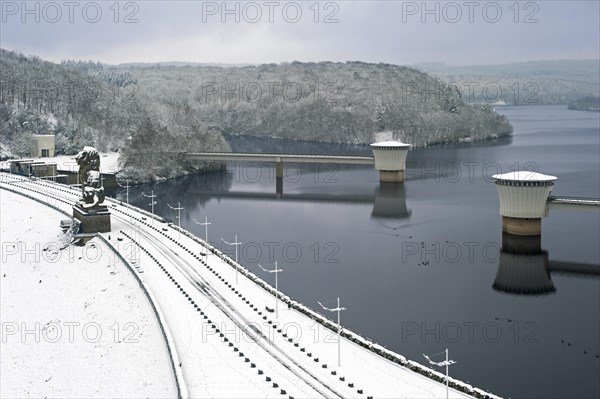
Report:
121,105,600,398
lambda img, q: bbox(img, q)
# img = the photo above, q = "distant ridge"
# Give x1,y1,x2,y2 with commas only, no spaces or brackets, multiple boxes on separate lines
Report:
111,61,258,68
412,59,599,104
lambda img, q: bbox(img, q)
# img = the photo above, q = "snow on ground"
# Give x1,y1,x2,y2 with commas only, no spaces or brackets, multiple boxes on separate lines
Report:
26,152,120,174
0,189,176,398
374,131,395,143
110,218,326,398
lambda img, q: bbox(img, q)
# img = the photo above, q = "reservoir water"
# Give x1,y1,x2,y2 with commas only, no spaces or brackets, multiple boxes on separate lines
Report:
120,105,600,398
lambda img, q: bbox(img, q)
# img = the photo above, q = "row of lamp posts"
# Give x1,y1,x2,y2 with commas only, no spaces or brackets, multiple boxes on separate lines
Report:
131,187,352,371
124,178,457,397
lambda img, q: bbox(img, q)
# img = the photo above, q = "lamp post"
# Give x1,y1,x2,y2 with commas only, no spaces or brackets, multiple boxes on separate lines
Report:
257,261,283,318
141,190,157,216
117,181,131,204
193,216,211,262
167,202,183,240
221,235,242,284
317,297,346,367
423,348,457,399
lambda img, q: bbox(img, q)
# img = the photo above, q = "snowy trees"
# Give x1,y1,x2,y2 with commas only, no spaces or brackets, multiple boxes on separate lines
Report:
568,96,600,112
109,60,511,147
0,50,230,181
0,50,513,180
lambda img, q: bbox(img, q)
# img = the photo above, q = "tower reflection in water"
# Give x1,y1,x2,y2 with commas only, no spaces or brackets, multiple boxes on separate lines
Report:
494,233,600,295
493,233,555,295
371,183,411,219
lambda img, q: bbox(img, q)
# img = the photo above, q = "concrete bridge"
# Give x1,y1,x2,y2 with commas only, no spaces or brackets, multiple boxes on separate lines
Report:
185,141,411,184
547,196,600,210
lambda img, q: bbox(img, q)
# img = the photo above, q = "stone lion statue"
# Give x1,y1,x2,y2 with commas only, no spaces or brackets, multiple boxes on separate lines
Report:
75,146,104,208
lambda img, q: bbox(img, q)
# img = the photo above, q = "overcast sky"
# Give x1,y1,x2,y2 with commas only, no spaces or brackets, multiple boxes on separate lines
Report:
1,1,598,65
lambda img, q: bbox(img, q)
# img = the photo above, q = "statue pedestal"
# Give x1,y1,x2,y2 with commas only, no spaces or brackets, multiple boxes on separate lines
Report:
73,203,111,233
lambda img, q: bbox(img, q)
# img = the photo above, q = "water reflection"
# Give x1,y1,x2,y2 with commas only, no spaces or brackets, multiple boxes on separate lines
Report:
493,234,555,295
121,166,411,220
494,233,600,295
123,170,235,218
371,183,411,219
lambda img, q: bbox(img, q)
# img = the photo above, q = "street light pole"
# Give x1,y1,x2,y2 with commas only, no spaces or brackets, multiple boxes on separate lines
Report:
141,190,157,217
423,348,457,399
221,235,242,284
257,261,283,318
117,181,131,204
167,202,183,240
446,348,450,398
193,216,211,262
317,297,346,367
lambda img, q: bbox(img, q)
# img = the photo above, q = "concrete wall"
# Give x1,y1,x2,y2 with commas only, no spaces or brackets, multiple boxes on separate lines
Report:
495,183,553,218
10,160,58,178
31,135,55,158
57,170,117,188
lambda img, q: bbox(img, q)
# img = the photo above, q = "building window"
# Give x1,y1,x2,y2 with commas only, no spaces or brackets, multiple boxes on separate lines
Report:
41,149,49,157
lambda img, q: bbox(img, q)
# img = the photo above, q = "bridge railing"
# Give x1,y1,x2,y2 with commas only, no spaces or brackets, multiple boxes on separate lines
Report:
184,152,375,165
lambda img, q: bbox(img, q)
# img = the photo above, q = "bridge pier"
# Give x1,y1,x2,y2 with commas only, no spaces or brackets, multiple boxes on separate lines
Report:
275,177,283,198
492,171,557,236
378,170,404,183
275,158,283,179
370,141,411,183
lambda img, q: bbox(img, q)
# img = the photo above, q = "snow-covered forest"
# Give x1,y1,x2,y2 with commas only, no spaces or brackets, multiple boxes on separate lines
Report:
1,49,513,180
0,49,230,181
107,60,513,146
568,96,600,112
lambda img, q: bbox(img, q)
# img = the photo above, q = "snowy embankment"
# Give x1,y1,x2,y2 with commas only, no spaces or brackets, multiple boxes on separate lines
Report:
0,189,176,397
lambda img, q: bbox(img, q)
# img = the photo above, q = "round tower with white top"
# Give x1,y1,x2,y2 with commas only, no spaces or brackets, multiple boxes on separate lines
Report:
370,141,411,183
492,171,557,236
